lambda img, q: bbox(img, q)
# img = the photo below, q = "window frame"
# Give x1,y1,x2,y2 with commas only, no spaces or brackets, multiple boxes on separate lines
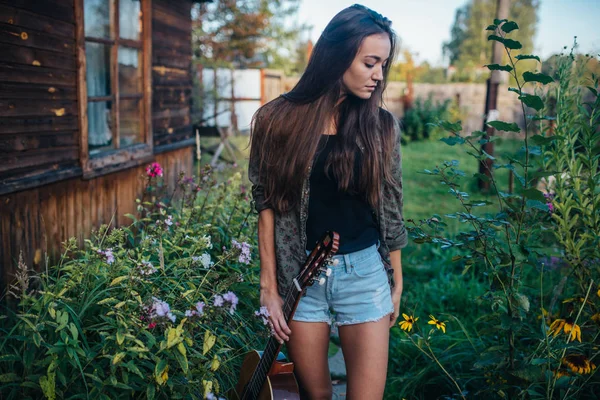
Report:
75,0,153,178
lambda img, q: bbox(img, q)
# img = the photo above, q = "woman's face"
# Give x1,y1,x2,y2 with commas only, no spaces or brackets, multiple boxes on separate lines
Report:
342,33,391,100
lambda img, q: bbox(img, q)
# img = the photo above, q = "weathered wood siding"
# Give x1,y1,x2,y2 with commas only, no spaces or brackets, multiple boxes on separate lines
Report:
152,0,194,149
0,0,81,192
0,0,198,291
0,146,192,293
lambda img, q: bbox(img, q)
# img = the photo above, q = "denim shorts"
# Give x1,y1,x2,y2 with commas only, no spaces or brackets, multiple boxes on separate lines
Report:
292,243,394,326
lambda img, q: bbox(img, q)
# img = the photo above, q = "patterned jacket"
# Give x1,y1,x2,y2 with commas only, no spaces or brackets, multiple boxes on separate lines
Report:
248,115,408,297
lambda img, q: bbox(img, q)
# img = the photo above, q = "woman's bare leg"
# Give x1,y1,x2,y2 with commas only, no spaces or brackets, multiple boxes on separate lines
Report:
287,321,332,400
338,317,390,400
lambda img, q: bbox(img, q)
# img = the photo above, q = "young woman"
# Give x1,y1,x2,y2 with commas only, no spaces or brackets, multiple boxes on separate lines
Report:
248,4,407,399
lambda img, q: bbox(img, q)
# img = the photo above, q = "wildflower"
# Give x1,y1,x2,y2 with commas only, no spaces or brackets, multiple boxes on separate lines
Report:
399,313,418,332
148,322,156,329
222,291,239,314
213,295,224,307
138,260,157,276
547,202,554,212
150,297,176,323
428,315,447,333
548,317,581,342
202,235,213,249
194,253,212,268
562,354,597,375
591,313,600,325
553,368,570,379
232,239,252,265
97,248,115,264
185,301,205,318
146,162,163,178
165,215,173,226
255,306,271,325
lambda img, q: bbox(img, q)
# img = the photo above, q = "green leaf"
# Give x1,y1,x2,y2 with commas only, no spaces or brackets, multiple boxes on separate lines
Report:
526,200,550,211
523,71,553,84
486,24,497,31
112,352,126,365
109,276,128,286
522,188,546,202
515,54,540,62
0,373,20,383
501,21,519,33
530,135,557,146
147,384,156,400
203,330,216,355
487,34,505,43
508,87,521,94
503,38,522,49
486,120,520,132
518,94,544,111
485,64,513,72
440,136,466,146
494,18,508,25
438,120,462,132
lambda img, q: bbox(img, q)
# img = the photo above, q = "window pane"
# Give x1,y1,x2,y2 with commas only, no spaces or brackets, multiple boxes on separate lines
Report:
84,0,112,38
119,99,143,147
86,42,112,97
88,101,114,153
118,47,142,94
120,0,142,40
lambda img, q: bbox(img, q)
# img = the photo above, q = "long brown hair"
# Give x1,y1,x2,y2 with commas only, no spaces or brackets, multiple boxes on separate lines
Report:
250,4,398,214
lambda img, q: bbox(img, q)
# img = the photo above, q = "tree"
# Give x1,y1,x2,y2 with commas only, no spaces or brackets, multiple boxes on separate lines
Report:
192,0,306,70
443,0,539,78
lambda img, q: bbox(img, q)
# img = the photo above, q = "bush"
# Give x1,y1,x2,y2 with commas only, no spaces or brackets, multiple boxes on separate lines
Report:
0,165,266,399
401,94,452,143
388,24,600,399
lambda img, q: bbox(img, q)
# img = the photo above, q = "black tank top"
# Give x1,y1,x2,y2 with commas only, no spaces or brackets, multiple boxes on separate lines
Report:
305,135,379,254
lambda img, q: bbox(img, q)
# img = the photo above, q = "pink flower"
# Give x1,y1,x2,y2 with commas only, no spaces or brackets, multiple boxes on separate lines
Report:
547,202,554,213
146,162,163,178
148,322,156,329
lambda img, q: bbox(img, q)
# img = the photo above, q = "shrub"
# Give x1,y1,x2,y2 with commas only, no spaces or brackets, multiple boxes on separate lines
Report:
401,94,452,143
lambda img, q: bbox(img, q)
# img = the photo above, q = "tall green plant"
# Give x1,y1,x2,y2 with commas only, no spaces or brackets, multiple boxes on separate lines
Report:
390,21,600,399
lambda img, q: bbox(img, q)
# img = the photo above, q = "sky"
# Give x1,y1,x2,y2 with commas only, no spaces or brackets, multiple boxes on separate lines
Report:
295,0,600,67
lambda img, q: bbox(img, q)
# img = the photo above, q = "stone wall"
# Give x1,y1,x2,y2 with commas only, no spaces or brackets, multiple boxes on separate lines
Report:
383,82,525,135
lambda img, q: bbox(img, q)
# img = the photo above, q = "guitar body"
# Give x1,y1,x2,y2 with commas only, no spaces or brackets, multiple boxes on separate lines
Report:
231,350,300,400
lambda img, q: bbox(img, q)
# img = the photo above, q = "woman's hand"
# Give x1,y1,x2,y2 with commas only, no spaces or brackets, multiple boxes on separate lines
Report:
389,287,402,328
260,287,292,343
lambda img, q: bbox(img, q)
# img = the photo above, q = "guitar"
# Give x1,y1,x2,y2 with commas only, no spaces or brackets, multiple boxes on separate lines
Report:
231,231,340,400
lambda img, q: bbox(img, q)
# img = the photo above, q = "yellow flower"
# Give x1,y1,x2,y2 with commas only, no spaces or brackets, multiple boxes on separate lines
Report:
548,318,582,342
563,296,593,305
427,315,447,333
591,313,600,325
562,354,597,375
399,313,418,332
553,368,571,379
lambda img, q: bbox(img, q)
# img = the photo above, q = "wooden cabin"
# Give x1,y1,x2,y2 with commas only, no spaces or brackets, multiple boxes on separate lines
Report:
0,0,209,292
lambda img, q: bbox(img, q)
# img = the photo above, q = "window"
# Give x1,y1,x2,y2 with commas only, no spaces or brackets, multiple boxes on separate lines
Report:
76,0,152,176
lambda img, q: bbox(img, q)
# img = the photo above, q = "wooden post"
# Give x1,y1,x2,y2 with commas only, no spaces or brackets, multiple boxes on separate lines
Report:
478,0,510,191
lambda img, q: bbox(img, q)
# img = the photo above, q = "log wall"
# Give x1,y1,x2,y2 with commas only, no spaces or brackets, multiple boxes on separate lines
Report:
0,146,192,294
0,0,199,292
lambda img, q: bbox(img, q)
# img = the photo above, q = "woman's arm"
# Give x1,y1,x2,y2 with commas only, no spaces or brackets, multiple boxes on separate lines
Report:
257,209,292,343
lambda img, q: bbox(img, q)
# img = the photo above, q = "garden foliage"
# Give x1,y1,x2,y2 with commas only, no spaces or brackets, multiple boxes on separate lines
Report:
390,21,600,399
0,165,266,399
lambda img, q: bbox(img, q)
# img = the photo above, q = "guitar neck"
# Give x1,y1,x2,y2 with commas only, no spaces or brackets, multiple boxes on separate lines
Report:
242,286,302,400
